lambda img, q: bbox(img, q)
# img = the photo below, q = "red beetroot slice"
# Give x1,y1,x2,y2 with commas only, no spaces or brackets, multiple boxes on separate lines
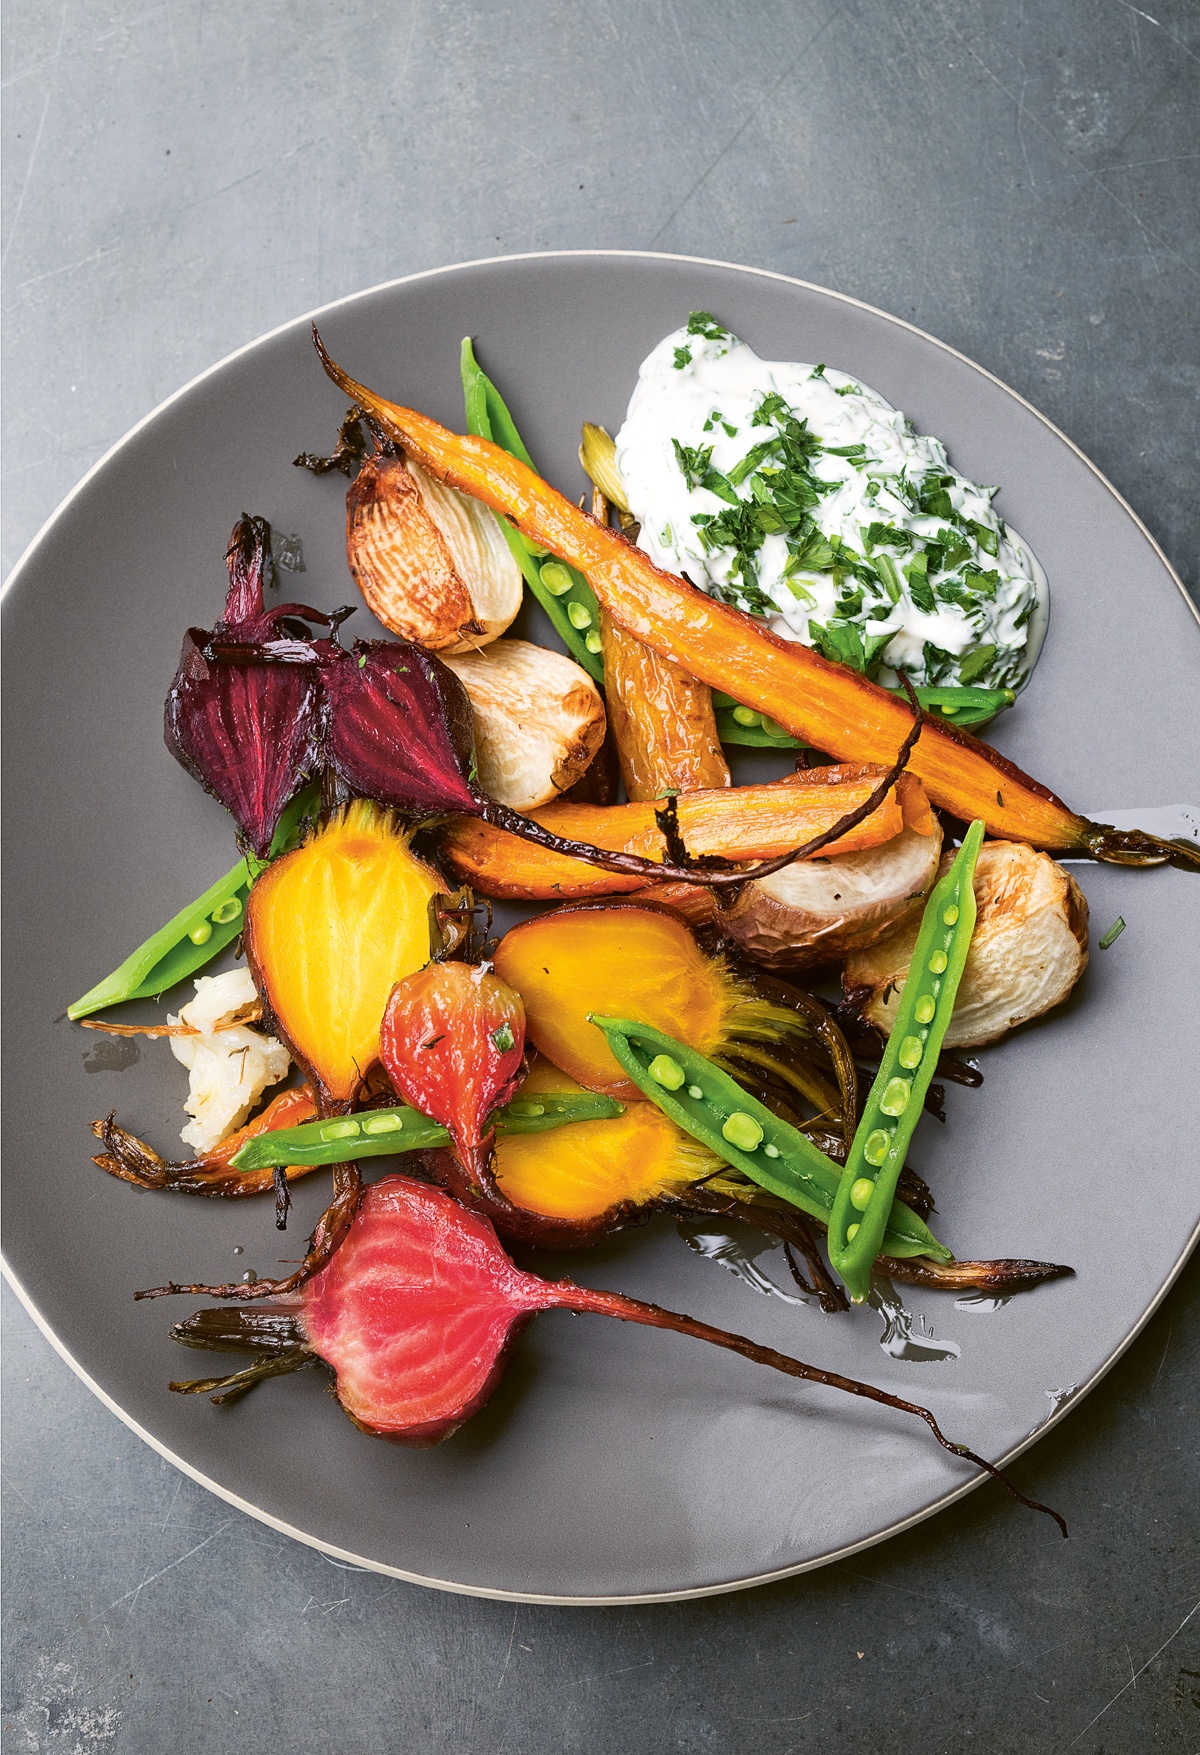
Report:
164,515,330,858
320,640,479,818
379,961,525,1196
164,1177,1066,1532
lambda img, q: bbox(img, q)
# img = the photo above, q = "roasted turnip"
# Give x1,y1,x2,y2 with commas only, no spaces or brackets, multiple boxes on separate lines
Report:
843,839,1089,1047
440,639,607,812
723,823,944,972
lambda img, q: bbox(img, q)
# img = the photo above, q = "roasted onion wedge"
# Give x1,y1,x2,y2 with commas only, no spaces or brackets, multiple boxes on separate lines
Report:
347,444,522,651
440,639,606,812
722,823,944,972
843,839,1089,1047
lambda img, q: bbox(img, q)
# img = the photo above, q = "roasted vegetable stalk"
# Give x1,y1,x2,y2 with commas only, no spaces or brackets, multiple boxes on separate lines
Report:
92,1085,319,1198
313,335,1197,871
164,1175,1067,1531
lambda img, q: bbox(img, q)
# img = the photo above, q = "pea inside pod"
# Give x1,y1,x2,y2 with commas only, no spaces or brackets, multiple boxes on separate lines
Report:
67,784,319,1020
461,338,605,685
590,1015,950,1263
828,820,986,1303
230,1090,625,1173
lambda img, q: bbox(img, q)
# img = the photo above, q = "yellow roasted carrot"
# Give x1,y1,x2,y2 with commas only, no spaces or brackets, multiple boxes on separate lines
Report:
599,607,730,801
313,332,1197,870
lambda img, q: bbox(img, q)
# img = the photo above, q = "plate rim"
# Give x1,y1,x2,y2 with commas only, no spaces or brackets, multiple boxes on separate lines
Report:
4,248,1198,1604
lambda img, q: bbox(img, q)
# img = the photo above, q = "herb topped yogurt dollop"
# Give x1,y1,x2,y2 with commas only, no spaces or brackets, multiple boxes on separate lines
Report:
615,314,1048,694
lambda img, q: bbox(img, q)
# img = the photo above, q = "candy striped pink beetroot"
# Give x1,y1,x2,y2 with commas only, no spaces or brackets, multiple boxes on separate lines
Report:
163,1176,1066,1531
379,961,526,1200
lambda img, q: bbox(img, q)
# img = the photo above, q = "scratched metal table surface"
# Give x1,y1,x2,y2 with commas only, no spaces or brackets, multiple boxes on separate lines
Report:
3,2,1197,1750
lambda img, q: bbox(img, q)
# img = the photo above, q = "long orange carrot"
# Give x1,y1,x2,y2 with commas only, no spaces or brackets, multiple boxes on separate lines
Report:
314,333,1197,870
439,767,925,899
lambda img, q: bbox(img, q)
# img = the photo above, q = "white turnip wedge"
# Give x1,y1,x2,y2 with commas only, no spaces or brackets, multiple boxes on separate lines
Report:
843,839,1089,1046
722,824,944,972
441,639,607,812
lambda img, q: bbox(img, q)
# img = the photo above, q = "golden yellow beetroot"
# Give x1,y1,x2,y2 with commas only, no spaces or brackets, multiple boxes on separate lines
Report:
490,902,852,1124
492,1061,718,1224
246,801,444,1105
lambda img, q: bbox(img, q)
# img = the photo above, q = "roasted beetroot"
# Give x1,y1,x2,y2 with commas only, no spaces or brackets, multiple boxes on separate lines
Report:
164,516,345,857
379,961,526,1197
164,1175,1064,1530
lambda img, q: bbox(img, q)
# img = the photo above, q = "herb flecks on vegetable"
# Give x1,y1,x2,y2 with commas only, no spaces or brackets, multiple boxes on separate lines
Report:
828,822,985,1303
164,1176,1067,1532
310,332,1199,872
379,960,526,1200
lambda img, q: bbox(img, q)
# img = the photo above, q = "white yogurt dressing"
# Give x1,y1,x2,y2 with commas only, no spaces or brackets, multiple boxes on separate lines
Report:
615,318,1047,693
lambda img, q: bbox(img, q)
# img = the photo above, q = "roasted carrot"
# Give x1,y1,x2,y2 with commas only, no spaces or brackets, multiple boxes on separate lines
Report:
313,333,1198,870
599,608,730,800
438,767,922,899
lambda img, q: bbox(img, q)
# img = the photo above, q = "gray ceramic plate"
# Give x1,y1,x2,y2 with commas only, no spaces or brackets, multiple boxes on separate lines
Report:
4,252,1198,1604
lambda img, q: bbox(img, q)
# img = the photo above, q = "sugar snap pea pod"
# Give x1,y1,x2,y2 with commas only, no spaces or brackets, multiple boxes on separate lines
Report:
231,1091,625,1173
905,685,1015,728
712,687,1012,750
68,785,320,1020
590,1016,950,1263
460,338,605,684
829,820,985,1303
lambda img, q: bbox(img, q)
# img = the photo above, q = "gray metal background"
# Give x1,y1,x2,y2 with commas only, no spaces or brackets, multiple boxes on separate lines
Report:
3,2,1197,1750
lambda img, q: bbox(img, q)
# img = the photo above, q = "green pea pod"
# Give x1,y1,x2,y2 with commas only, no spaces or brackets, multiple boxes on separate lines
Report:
460,338,605,684
828,819,986,1303
231,1091,625,1172
590,1016,950,1262
714,707,809,749
713,687,1011,750
67,785,320,1020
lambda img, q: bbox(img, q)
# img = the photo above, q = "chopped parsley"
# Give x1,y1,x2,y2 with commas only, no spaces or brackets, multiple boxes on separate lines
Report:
628,320,1044,692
